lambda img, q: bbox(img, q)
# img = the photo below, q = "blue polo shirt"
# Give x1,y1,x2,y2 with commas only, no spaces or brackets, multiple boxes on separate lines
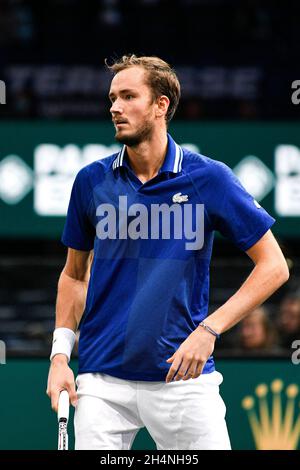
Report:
62,133,275,381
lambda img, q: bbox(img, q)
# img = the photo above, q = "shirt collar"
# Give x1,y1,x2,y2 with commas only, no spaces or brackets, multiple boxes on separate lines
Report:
112,133,183,174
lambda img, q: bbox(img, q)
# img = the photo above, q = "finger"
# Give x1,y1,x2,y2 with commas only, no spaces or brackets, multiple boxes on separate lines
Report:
50,389,60,413
193,362,204,379
174,357,192,381
166,353,175,363
182,360,198,380
46,375,51,397
66,382,78,407
166,356,183,383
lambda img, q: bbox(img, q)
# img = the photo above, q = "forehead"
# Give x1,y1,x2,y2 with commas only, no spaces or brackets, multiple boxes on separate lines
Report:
244,312,262,324
282,299,300,310
109,66,149,93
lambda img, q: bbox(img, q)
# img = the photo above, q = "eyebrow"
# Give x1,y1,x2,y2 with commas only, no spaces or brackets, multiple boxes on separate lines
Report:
108,88,137,99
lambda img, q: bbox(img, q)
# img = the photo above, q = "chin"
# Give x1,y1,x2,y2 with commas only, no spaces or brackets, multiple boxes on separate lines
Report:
115,131,142,147
115,128,129,137
115,123,154,147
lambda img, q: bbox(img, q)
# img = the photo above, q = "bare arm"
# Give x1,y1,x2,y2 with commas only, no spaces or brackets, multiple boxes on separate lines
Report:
47,248,93,410
166,230,289,382
204,230,290,333
56,248,93,330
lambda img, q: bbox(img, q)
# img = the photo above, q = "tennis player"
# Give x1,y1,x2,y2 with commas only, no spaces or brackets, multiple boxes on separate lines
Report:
46,55,289,450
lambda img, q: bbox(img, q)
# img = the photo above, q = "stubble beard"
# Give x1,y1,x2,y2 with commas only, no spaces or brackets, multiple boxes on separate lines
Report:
115,120,154,147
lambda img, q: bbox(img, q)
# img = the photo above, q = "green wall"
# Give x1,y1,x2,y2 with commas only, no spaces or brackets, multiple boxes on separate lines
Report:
0,121,300,238
0,359,299,450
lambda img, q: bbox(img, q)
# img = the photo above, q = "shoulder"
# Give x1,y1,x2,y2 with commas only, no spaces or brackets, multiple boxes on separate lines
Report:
182,148,235,183
74,153,119,187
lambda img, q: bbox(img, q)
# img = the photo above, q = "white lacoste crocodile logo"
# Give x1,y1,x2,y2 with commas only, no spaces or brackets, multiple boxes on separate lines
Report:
172,192,189,203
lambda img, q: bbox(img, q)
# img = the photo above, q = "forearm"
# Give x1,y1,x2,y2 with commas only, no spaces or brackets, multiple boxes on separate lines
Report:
206,260,289,335
48,270,88,406
55,270,89,332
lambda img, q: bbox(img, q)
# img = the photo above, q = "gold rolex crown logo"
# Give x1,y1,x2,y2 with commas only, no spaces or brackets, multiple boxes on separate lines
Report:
242,379,300,450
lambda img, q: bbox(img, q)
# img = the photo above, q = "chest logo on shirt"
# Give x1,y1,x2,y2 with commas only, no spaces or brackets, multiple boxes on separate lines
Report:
172,192,189,203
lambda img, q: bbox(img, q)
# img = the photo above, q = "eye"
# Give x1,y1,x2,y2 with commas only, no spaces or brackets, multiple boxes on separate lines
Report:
125,94,133,100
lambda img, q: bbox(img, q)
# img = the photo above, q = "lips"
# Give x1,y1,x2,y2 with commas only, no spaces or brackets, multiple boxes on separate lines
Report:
115,122,128,130
114,120,128,125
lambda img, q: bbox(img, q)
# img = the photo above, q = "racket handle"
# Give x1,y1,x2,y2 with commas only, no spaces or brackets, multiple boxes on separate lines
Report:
58,390,69,422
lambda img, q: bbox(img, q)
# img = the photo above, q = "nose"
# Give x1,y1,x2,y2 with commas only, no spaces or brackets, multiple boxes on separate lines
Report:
110,98,123,115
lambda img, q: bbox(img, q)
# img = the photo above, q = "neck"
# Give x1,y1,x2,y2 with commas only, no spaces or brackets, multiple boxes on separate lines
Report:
126,128,168,183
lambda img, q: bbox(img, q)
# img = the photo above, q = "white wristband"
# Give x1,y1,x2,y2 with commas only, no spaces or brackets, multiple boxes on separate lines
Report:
50,327,76,362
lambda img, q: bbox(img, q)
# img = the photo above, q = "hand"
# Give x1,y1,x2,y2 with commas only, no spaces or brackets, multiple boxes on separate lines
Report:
46,354,77,411
165,326,216,383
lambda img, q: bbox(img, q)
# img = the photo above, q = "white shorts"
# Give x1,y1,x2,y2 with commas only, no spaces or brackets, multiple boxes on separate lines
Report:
74,371,231,450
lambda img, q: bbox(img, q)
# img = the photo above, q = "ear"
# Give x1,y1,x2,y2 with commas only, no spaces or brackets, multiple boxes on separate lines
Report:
155,95,170,119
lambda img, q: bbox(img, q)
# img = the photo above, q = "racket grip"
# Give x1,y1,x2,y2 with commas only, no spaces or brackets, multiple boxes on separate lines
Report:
58,390,69,422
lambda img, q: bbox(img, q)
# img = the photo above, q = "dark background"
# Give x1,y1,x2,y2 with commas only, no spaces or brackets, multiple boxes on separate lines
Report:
0,0,300,120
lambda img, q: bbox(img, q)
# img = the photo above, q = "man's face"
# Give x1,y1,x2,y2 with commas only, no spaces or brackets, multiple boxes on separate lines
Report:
109,66,157,146
279,299,300,333
240,313,267,349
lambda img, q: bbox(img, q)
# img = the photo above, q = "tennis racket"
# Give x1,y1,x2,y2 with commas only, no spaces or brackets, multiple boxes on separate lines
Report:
57,390,69,450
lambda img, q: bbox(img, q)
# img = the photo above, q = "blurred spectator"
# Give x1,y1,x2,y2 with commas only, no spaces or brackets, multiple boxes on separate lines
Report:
277,291,300,348
238,306,280,354
215,305,284,356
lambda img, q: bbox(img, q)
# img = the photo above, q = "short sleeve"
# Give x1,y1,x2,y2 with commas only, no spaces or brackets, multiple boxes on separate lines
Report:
211,162,275,251
61,168,95,251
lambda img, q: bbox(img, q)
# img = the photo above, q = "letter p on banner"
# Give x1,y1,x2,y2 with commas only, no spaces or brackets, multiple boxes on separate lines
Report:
0,340,6,364
0,80,6,104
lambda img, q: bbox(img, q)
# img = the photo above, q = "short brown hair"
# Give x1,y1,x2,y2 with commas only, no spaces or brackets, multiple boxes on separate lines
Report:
105,54,181,124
